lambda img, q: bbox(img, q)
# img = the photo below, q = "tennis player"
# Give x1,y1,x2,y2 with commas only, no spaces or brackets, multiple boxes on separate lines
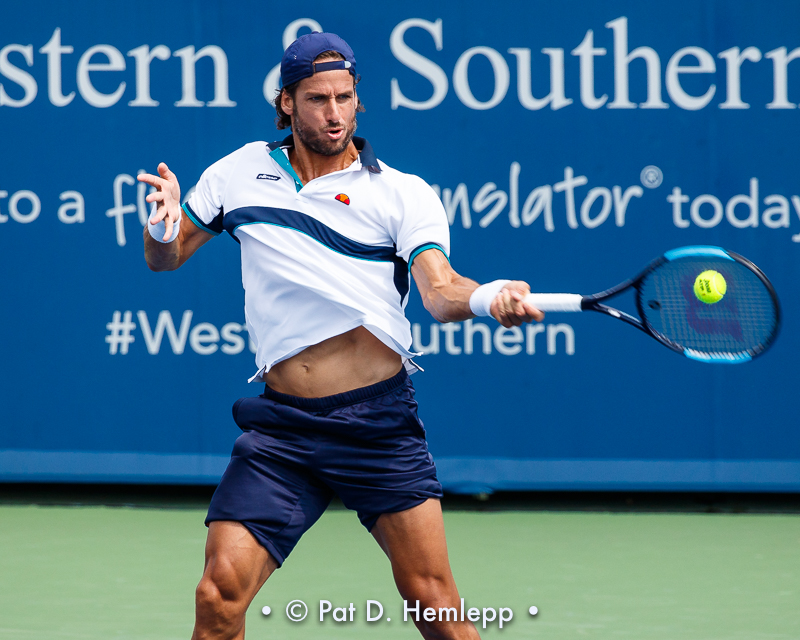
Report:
139,32,542,640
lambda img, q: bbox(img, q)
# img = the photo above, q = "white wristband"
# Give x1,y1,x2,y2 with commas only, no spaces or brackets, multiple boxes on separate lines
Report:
469,279,511,317
147,206,181,243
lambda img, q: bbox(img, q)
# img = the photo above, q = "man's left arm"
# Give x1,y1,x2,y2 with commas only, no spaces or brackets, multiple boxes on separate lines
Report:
410,249,544,327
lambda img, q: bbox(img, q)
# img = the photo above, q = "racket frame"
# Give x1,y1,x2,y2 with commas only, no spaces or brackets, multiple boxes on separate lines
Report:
568,246,781,362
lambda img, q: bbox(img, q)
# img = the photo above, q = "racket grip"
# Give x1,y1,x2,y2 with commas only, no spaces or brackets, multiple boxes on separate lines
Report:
524,293,583,312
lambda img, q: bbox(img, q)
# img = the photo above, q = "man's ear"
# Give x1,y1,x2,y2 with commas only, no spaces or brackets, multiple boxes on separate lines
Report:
281,89,294,116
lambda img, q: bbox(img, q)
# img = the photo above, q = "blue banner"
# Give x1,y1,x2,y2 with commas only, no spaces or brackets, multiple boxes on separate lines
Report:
1,0,798,491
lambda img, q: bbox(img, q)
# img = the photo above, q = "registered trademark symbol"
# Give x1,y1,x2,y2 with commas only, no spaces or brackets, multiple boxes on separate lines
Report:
640,165,663,189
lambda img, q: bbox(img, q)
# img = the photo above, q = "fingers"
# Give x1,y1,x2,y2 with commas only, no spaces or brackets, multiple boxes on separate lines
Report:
158,162,176,183
523,301,545,323
162,216,174,242
138,164,178,189
149,207,169,224
491,282,544,327
146,191,167,223
136,173,162,188
148,200,183,229
139,164,181,226
145,193,177,226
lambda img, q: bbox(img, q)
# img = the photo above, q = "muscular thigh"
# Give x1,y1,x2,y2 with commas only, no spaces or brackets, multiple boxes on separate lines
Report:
202,521,279,602
371,498,455,595
372,501,481,639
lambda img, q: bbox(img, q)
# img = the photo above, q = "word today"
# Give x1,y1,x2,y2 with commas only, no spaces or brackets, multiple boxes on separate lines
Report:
668,178,800,242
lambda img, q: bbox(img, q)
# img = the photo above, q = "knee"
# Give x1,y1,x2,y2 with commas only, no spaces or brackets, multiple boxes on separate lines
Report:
399,573,461,617
194,570,247,634
406,573,448,596
400,577,480,639
396,566,454,600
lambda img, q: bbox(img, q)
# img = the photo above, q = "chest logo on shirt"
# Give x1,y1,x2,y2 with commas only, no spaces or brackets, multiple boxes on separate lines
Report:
257,174,281,181
335,193,351,205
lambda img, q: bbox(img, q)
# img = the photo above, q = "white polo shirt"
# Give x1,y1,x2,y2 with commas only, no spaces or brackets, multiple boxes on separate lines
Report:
183,136,450,382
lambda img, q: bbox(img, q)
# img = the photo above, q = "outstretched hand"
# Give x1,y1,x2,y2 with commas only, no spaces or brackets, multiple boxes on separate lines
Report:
137,163,182,242
490,281,545,327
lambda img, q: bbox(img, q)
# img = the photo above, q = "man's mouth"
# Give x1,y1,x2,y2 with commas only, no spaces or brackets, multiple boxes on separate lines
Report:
325,128,344,140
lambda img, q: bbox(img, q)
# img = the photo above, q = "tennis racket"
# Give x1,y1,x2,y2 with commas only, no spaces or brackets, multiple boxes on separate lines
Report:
524,246,780,363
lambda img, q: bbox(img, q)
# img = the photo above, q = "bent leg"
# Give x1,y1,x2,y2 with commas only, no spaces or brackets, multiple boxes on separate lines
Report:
192,521,279,640
372,499,480,640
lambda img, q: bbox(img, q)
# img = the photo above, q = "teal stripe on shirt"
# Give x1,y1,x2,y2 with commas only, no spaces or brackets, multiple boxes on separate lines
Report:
182,202,221,236
269,147,304,192
408,243,449,271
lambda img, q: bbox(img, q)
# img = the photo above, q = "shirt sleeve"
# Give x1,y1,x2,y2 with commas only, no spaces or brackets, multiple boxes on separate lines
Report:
182,147,243,236
394,174,451,266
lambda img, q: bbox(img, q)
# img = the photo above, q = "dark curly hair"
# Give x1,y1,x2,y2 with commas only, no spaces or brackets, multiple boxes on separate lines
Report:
274,50,365,130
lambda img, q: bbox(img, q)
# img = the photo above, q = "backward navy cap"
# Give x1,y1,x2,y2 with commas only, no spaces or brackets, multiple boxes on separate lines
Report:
280,32,357,87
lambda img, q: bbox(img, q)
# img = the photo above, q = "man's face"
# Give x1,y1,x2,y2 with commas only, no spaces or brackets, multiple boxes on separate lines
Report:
283,69,358,157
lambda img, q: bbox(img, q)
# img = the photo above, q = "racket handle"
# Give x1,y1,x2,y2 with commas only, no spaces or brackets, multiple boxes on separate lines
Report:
524,293,583,312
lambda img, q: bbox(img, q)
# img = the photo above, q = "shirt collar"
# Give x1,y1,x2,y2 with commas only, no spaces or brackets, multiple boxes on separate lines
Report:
267,135,381,174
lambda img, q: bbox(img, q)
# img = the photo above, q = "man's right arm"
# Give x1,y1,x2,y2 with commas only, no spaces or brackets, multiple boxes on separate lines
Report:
410,248,544,327
139,162,214,271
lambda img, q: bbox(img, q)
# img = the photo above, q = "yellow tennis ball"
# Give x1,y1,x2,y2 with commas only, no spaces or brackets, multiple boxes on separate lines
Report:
694,270,727,304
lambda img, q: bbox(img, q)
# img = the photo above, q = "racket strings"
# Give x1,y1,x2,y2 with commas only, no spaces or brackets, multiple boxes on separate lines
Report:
638,259,778,356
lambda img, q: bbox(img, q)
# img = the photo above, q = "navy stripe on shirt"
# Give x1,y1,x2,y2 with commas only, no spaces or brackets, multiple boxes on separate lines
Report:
223,206,409,300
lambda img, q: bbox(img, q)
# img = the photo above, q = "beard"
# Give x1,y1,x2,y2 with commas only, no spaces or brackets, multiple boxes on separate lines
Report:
292,111,357,157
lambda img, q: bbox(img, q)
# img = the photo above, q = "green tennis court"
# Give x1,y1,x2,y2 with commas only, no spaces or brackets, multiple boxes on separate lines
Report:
1,493,798,639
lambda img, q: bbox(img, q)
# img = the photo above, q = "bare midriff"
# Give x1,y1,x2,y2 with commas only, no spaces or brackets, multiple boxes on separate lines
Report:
265,326,403,398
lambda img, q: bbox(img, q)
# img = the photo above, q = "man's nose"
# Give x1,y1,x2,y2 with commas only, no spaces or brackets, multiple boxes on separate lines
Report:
324,99,342,122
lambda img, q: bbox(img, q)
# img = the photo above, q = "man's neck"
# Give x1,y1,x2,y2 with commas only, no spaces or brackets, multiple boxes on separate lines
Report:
289,138,359,185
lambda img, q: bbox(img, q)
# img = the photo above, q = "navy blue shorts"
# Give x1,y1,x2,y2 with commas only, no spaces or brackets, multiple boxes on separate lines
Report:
205,368,443,566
